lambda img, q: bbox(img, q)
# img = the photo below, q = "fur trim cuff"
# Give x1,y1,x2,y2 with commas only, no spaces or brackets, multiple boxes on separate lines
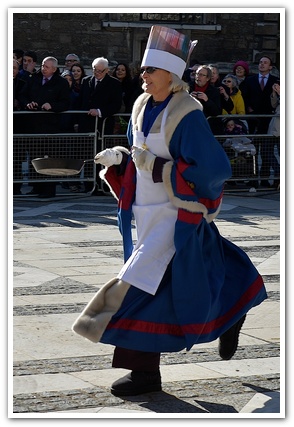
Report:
113,146,130,156
162,161,221,223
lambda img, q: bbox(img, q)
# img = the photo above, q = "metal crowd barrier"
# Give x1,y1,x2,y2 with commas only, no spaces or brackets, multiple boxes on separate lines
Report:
98,114,131,194
100,113,130,150
207,114,280,192
101,113,280,193
13,111,279,197
13,111,99,196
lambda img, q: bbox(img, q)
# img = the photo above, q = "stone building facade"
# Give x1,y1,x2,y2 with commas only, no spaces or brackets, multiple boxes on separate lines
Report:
13,11,281,75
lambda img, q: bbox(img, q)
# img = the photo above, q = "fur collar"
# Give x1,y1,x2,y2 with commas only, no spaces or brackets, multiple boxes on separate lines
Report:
131,91,203,146
131,91,220,222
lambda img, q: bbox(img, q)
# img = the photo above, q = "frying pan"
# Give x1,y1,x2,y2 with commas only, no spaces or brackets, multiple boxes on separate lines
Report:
31,157,94,176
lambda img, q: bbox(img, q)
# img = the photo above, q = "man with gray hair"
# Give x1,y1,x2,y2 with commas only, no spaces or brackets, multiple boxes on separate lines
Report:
21,56,70,127
77,56,123,193
64,53,80,71
19,56,70,197
77,56,122,135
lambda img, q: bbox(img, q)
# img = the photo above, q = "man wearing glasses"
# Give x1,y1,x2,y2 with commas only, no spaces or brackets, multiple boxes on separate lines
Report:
77,57,123,193
64,53,80,71
189,65,221,117
77,56,123,135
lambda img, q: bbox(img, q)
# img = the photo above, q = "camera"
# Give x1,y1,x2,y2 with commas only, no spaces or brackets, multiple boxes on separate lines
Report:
220,84,231,95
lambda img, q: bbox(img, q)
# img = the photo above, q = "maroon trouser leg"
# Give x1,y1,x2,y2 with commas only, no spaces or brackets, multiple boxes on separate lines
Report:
112,346,161,372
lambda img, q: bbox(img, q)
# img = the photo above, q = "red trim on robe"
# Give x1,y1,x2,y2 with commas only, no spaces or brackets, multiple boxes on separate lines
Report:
118,160,136,211
106,274,264,337
177,159,189,175
175,162,195,196
178,209,203,224
199,191,224,210
183,274,265,334
176,159,224,212
107,318,184,336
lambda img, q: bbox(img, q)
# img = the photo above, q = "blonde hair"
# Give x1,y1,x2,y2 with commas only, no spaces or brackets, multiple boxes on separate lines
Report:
169,73,189,93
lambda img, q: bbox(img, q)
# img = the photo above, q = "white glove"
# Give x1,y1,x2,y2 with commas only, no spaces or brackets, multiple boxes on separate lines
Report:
94,148,123,167
131,146,156,172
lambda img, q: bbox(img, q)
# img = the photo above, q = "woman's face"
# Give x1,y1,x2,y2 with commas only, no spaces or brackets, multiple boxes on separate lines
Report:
116,65,127,81
71,66,82,81
222,77,234,92
141,67,172,100
235,66,246,78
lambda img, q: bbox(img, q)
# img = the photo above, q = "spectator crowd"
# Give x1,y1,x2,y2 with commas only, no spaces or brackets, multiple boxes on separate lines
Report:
13,49,280,196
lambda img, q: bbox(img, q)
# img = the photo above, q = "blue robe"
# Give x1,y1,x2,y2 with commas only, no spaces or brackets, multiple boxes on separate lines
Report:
100,92,267,352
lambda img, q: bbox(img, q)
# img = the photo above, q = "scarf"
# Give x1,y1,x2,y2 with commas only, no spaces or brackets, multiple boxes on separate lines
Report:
194,82,209,92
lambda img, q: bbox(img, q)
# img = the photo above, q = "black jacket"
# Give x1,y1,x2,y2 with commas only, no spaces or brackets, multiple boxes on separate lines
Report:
189,82,222,134
19,70,70,133
189,82,222,117
241,74,278,115
13,75,28,133
13,76,27,111
241,73,278,133
77,73,123,134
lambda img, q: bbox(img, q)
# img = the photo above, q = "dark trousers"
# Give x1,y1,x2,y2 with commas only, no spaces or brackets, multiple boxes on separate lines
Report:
112,347,160,372
32,182,56,196
259,137,280,179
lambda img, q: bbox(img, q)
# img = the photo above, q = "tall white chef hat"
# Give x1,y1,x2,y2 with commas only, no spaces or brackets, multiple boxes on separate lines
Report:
141,25,198,79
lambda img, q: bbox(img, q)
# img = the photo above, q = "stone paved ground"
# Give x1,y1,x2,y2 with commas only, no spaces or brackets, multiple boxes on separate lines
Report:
11,188,283,419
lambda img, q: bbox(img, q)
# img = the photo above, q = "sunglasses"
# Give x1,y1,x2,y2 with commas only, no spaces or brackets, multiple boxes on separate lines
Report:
223,79,233,83
140,67,159,75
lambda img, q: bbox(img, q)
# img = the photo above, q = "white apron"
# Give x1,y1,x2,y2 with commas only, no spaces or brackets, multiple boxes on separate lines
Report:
117,109,178,295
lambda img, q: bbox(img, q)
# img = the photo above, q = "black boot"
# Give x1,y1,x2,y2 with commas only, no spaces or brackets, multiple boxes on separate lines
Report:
218,314,246,360
111,370,162,396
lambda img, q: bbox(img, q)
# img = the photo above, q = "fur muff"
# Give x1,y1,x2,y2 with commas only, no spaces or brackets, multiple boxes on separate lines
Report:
72,278,130,343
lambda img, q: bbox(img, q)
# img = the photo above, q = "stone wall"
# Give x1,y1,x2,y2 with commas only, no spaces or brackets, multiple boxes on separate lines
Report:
13,12,281,75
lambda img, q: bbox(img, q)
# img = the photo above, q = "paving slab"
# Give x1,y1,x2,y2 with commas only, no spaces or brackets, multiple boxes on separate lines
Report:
197,357,280,377
240,391,280,414
11,192,282,416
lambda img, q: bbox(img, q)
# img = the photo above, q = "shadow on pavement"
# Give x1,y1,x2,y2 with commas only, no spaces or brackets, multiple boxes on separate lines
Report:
121,391,238,413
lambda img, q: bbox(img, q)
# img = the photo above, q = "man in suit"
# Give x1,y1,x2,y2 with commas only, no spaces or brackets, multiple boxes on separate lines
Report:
77,57,123,194
21,56,70,133
20,56,70,196
241,56,279,186
77,56,123,137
